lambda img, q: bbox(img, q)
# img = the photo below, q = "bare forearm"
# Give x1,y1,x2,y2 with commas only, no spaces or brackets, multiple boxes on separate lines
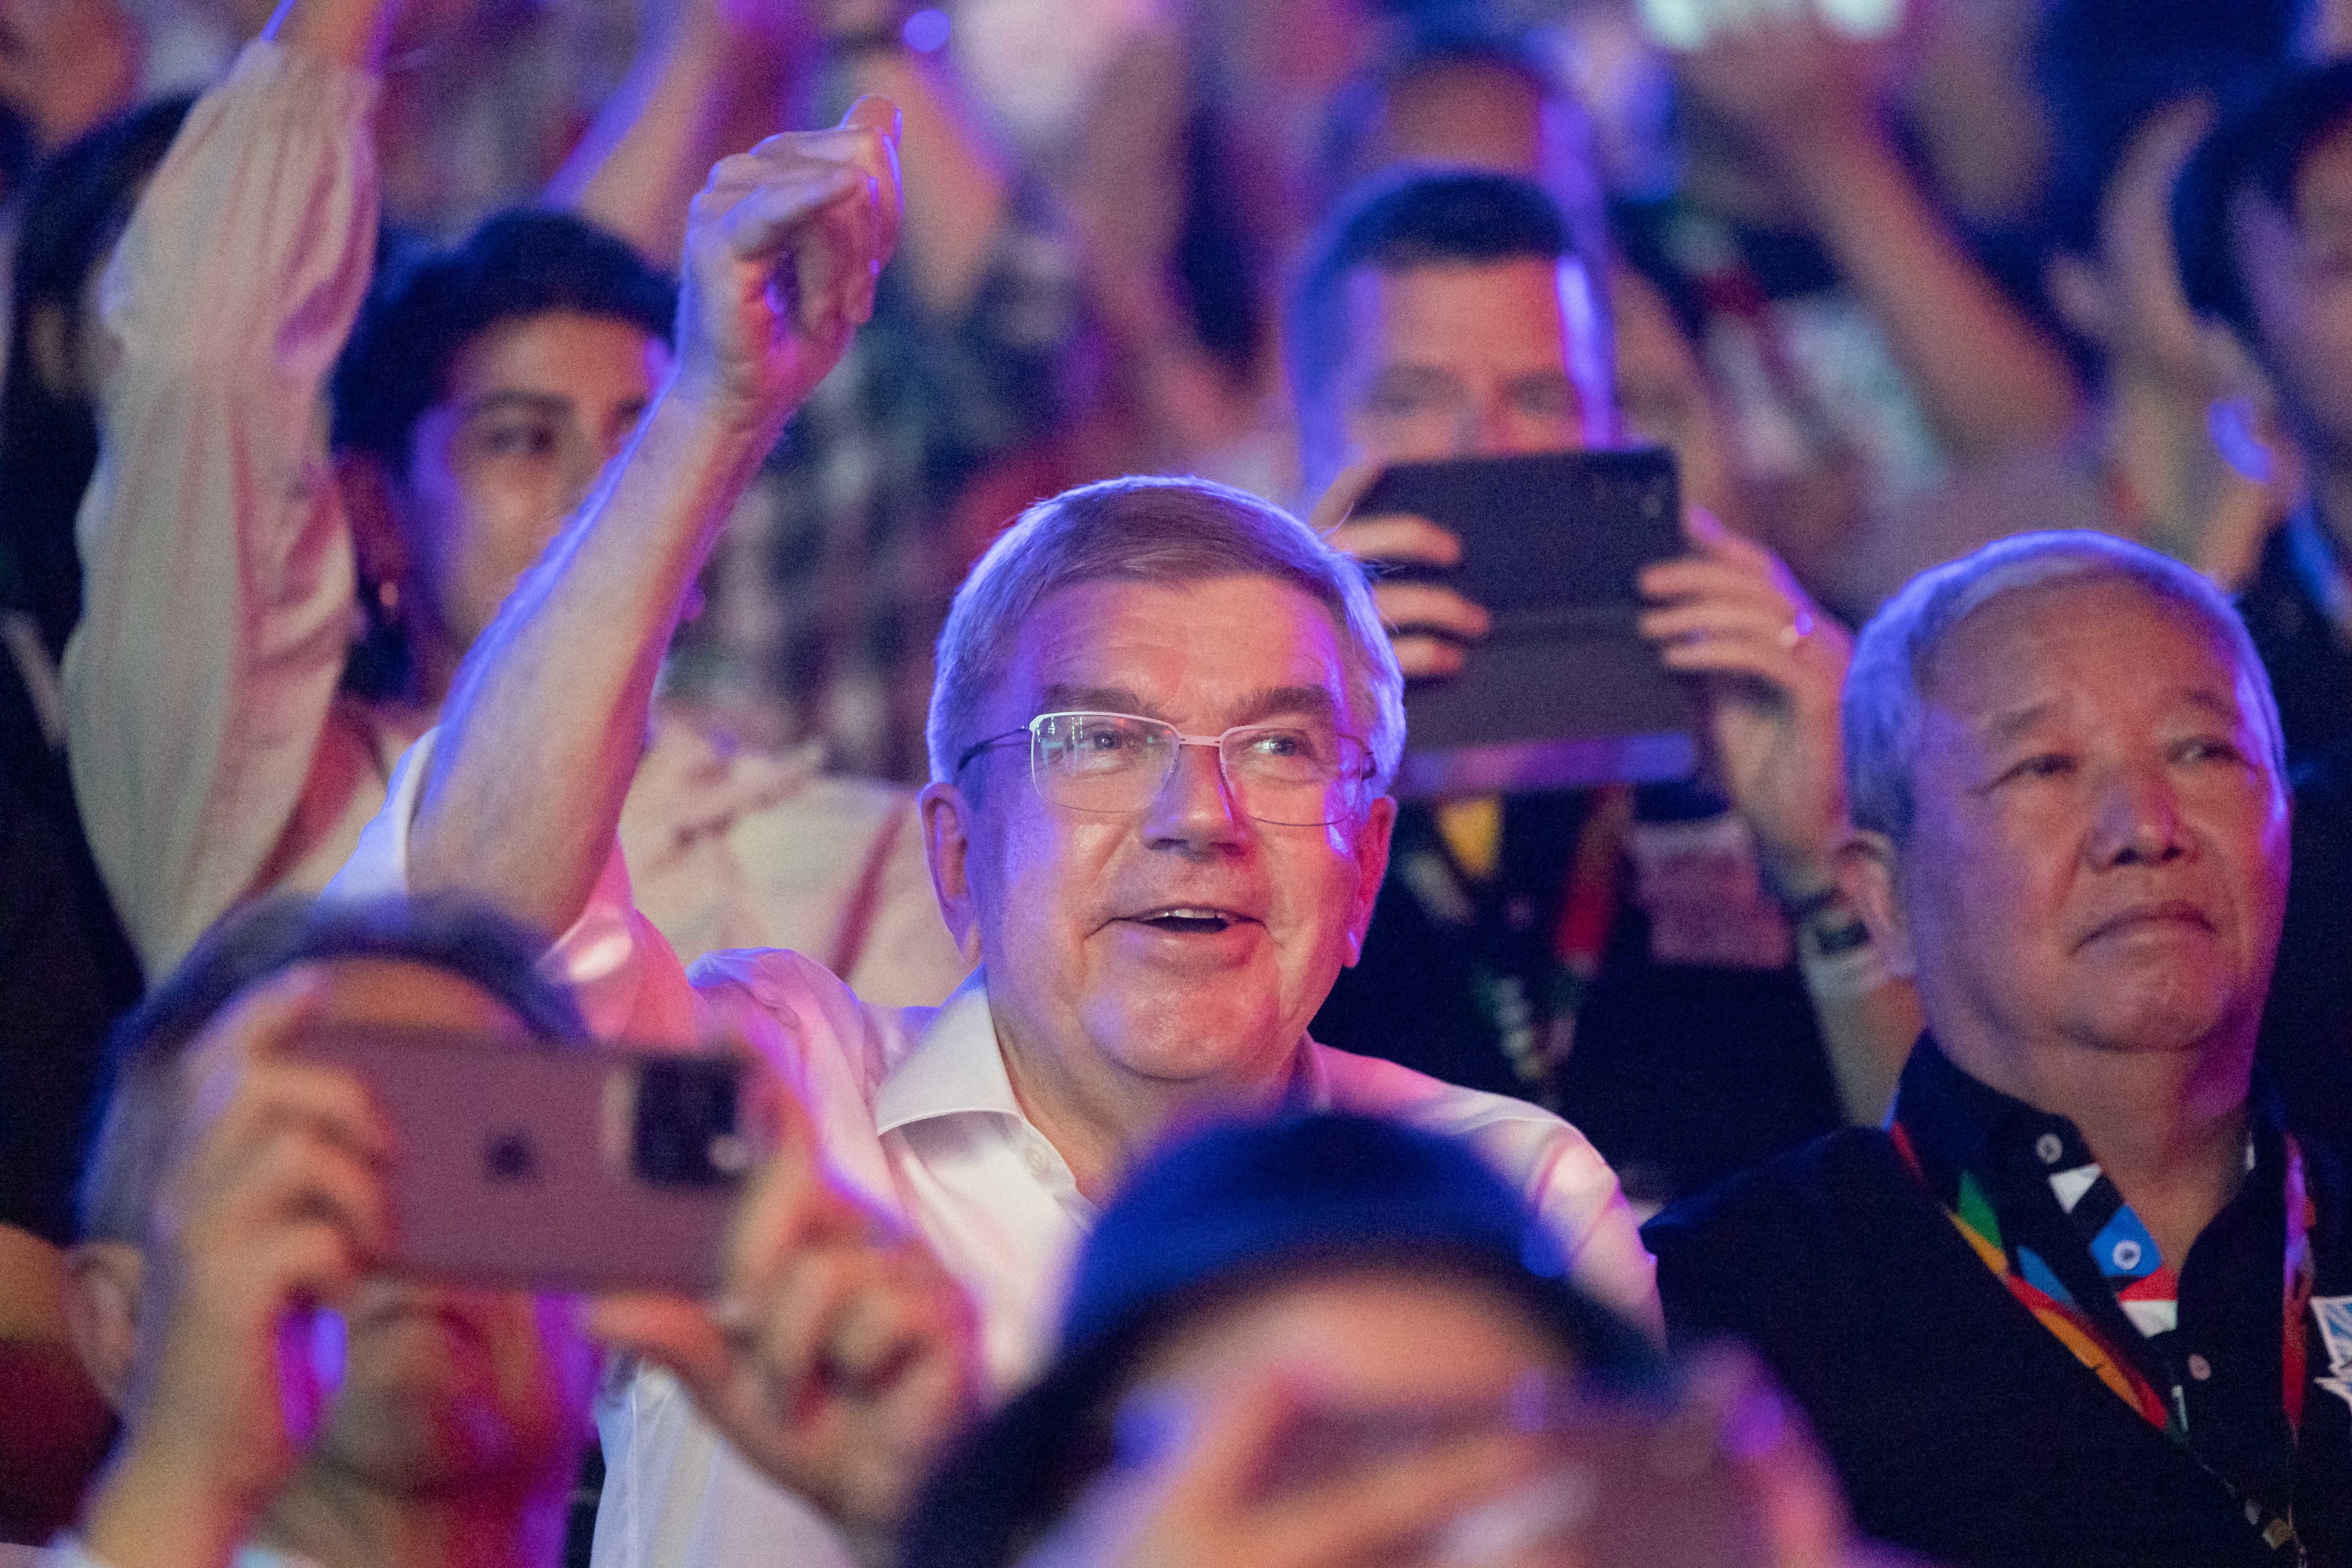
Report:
259,0,398,72
837,47,1007,319
1780,125,2080,461
409,390,773,934
552,28,794,266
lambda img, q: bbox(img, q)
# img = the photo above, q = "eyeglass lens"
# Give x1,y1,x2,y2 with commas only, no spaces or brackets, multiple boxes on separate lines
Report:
1029,712,1361,826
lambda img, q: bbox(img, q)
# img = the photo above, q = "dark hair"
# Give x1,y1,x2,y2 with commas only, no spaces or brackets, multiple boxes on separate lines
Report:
0,96,194,656
1286,169,1573,461
329,208,675,476
2034,0,2295,259
1318,25,1557,209
78,894,584,1246
897,1113,1665,1568
2174,58,2352,349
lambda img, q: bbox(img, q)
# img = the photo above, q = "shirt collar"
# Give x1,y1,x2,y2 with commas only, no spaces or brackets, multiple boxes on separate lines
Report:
1892,1034,2285,1239
873,969,1027,1136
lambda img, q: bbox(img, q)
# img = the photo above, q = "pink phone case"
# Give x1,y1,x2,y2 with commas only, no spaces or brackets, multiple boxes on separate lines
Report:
290,1026,744,1295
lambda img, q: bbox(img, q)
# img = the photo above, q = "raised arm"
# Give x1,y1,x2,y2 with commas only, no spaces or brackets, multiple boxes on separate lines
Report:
1679,12,2080,466
410,106,903,935
555,0,1003,322
61,0,398,975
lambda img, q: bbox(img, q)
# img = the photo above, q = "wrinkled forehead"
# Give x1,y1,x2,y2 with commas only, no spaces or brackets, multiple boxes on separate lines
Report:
1916,575,2274,758
998,574,1359,730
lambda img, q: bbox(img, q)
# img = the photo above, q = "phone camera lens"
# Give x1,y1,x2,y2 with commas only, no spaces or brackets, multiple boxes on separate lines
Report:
485,1130,537,1183
633,1059,742,1188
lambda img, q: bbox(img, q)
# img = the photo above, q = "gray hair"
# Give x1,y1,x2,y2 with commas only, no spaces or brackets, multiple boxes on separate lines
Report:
927,475,1406,795
1845,530,2285,844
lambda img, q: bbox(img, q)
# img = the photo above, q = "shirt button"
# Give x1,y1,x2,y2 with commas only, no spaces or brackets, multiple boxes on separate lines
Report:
2035,1132,2065,1165
2189,1354,2213,1382
1024,1144,1055,1178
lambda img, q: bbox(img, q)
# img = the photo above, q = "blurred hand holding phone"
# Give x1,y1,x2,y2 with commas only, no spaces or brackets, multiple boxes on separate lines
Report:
1031,1348,1878,1568
287,1025,764,1296
1318,448,1700,799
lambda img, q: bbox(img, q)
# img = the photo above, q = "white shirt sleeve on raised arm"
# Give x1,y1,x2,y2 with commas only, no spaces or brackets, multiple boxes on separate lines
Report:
64,39,383,976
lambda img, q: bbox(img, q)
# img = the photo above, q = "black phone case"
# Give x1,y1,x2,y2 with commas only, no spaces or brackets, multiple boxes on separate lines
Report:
1357,448,1697,797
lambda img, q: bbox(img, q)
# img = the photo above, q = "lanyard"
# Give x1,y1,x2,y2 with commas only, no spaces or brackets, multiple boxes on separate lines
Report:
1890,1120,2318,1555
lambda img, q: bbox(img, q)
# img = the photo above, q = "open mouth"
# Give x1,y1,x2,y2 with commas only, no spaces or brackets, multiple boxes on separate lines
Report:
1132,907,1247,935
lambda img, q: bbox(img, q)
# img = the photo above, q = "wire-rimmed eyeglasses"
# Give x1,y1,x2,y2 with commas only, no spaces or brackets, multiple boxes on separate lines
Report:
953,710,1376,827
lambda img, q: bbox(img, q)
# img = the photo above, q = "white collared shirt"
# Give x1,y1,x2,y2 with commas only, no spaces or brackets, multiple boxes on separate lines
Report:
332,736,1660,1568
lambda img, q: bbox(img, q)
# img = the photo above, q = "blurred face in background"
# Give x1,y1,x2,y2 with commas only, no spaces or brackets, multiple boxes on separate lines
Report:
2231,122,2352,473
1330,253,1609,476
385,309,668,663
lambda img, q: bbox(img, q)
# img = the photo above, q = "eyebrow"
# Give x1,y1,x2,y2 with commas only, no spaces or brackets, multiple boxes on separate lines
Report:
452,389,574,423
1036,683,1341,730
1977,687,2243,747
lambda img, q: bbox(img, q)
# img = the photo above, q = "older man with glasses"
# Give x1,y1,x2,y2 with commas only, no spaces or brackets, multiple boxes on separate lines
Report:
329,107,1658,1568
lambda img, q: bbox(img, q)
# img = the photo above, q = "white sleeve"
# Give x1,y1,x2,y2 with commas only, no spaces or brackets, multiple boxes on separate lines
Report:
64,40,382,975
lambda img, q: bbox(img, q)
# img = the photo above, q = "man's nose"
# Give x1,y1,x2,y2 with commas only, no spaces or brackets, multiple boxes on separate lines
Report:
1141,741,1246,852
2091,762,2189,868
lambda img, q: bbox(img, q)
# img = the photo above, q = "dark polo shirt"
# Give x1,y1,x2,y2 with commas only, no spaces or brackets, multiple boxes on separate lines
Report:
1646,1040,2352,1568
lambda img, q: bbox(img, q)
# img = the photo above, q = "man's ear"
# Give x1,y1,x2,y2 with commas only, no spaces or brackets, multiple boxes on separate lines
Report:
1841,830,1916,981
919,781,983,967
1342,794,1397,966
335,448,412,610
64,1241,143,1413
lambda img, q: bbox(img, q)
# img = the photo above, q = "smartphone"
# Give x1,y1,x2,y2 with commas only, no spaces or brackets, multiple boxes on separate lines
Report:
289,1025,757,1295
1356,448,1697,797
1637,0,1905,51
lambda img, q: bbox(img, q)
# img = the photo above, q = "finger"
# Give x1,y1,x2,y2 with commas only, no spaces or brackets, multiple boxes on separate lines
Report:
1682,1346,1849,1568
1637,599,1804,647
588,1292,734,1393
1374,582,1489,641
1256,1430,1543,1564
837,96,905,265
1394,635,1468,681
189,1123,396,1265
192,1059,395,1192
1305,457,1390,535
1150,1373,1307,1518
1654,635,1806,691
716,1083,860,1310
180,968,334,1127
713,164,864,268
1638,556,1793,613
827,1255,971,1389
1330,513,1461,568
736,1247,871,1405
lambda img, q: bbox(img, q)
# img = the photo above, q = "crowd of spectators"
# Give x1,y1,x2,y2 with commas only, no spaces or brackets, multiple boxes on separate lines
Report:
5,0,2352,1563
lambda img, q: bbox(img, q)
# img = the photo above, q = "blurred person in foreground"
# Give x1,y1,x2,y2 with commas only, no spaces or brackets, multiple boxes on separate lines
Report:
61,0,967,1000
329,96,1662,1568
901,1112,1892,1568
2176,59,2352,1149
52,894,974,1568
1646,532,2352,1567
1293,168,1920,1201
